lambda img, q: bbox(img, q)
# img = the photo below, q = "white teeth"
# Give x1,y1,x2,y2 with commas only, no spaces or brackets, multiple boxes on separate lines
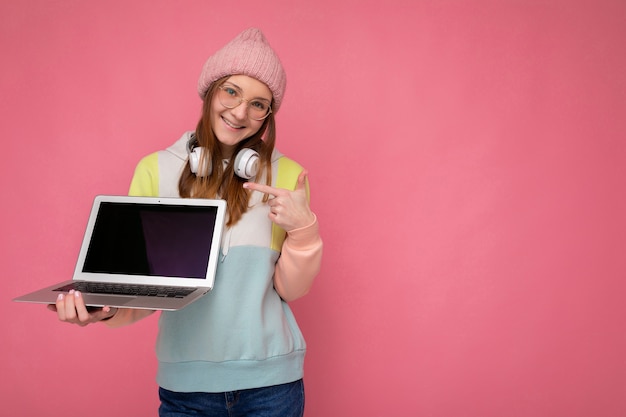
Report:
223,117,243,129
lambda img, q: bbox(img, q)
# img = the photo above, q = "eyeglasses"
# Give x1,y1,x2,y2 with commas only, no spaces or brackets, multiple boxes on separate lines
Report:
217,84,273,121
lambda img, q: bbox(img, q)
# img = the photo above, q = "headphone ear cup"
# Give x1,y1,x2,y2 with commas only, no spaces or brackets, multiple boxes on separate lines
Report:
234,148,260,179
189,147,212,177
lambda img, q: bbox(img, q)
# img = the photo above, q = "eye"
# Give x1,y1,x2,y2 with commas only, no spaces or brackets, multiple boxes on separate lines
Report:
223,87,238,97
250,100,269,111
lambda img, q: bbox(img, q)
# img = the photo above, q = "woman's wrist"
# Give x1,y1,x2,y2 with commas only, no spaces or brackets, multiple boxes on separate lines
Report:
100,308,118,322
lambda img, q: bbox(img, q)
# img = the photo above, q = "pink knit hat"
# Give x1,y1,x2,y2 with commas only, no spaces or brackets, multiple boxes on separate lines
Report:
197,28,287,111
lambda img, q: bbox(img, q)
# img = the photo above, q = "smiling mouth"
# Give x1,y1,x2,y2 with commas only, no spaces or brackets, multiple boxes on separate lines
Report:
222,116,244,129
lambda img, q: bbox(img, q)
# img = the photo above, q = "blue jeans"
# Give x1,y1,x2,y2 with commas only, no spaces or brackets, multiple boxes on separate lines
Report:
158,379,305,417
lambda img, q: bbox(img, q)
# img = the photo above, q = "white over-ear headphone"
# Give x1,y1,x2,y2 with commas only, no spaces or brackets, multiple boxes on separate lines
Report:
187,136,260,179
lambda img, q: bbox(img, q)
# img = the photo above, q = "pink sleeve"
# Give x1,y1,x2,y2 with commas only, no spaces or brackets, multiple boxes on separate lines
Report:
273,215,323,302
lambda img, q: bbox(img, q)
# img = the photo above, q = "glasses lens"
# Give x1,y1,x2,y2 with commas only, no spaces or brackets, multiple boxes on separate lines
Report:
218,86,240,108
248,100,271,120
218,85,271,121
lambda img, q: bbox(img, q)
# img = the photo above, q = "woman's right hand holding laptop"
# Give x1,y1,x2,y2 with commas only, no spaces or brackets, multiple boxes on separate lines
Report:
47,290,117,326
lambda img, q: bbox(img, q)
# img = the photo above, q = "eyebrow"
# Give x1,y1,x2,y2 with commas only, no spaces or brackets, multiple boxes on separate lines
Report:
223,82,272,103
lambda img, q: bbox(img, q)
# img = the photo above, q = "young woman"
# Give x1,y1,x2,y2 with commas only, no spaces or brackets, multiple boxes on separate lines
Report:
50,28,323,417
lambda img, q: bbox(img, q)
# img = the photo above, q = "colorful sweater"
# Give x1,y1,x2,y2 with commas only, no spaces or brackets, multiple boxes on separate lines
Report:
106,132,322,392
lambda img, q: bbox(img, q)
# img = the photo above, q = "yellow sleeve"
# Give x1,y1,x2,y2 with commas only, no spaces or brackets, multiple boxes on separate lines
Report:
271,157,307,252
128,152,160,197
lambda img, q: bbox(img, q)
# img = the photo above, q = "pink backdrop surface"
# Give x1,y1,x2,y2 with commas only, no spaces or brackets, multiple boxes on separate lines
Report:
1,1,624,416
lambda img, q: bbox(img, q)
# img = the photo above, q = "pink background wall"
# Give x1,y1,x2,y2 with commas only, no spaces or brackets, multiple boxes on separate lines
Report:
1,1,624,416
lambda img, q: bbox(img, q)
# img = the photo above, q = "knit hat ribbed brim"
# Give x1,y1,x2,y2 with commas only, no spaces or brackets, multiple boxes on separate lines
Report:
197,28,287,112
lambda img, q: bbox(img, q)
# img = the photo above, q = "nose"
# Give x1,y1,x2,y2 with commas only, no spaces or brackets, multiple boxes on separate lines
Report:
230,101,249,120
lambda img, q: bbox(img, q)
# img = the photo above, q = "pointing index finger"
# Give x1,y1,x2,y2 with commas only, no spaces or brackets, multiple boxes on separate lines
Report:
243,182,280,197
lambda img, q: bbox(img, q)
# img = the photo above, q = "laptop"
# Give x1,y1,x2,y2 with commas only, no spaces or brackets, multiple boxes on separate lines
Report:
13,195,226,311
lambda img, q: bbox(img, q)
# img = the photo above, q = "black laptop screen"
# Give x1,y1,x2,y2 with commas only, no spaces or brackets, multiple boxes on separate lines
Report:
82,202,218,279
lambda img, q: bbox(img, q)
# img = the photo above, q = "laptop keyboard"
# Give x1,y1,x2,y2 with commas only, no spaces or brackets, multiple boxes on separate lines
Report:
54,282,196,299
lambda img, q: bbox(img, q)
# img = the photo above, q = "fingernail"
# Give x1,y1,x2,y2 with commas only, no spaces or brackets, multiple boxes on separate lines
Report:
57,293,64,301
75,291,81,298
